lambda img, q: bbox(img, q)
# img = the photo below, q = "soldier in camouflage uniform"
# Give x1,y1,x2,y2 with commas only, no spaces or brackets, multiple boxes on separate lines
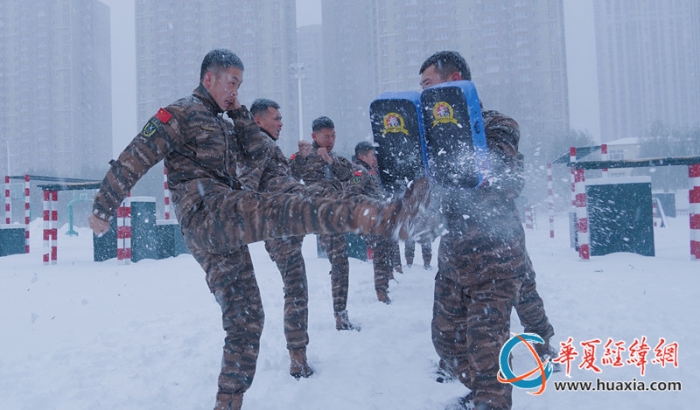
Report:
87,49,430,410
419,51,555,410
289,116,360,331
243,98,313,379
405,236,433,270
345,141,394,304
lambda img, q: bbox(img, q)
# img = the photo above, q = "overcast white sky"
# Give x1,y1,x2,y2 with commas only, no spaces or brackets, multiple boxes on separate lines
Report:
100,0,599,156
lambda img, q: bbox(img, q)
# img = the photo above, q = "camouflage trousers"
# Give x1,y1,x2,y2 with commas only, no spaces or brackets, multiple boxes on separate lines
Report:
432,272,522,410
265,236,309,351
189,245,263,396
181,188,376,253
318,234,349,313
516,269,555,355
364,234,393,293
390,240,402,269
405,237,432,266
181,189,389,396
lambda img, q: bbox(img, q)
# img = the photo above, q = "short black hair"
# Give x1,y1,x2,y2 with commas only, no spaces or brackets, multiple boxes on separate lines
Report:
312,116,334,132
355,141,375,158
250,98,281,117
200,49,244,82
419,51,471,81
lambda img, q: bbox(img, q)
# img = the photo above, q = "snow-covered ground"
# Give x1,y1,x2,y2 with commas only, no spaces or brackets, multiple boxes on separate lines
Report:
1,214,697,409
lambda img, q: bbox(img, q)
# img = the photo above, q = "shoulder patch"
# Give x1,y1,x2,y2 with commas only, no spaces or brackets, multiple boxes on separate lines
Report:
290,153,297,161
351,175,362,185
142,118,161,137
354,170,363,177
155,108,172,124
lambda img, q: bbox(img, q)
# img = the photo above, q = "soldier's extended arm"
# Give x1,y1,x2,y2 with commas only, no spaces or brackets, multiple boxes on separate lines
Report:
92,108,183,222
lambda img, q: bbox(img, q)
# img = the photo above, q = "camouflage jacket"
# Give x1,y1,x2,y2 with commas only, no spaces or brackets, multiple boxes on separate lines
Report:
92,84,261,228
344,159,387,201
438,109,531,284
237,128,300,194
289,142,353,192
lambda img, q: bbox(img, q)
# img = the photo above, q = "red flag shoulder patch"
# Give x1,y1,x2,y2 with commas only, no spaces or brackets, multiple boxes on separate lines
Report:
354,170,363,176
155,108,172,123
290,153,297,161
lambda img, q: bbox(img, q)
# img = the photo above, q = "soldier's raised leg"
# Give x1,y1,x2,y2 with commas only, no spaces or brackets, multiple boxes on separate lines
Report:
180,177,430,254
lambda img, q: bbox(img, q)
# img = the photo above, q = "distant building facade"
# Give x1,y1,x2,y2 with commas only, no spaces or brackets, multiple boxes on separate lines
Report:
594,0,700,141
320,0,570,155
321,0,378,156
134,0,300,156
0,0,112,179
296,24,325,144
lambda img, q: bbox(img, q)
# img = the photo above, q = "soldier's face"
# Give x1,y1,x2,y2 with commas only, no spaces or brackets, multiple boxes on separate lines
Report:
312,128,336,152
255,107,283,140
359,150,377,169
203,67,243,111
420,65,461,89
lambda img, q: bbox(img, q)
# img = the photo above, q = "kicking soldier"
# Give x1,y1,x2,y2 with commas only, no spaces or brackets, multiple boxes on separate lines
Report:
289,116,358,331
88,49,430,410
345,141,394,304
242,98,314,379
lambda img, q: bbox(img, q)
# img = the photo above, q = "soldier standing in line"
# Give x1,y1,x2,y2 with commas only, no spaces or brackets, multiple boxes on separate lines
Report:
345,141,394,304
289,116,358,331
419,50,555,410
87,49,430,410
241,98,314,379
404,236,433,270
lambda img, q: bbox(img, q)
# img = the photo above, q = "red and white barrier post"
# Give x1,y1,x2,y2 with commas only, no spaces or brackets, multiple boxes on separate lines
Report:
4,175,10,225
601,143,609,178
525,205,533,230
652,199,660,228
689,164,700,260
24,175,30,253
117,193,131,263
42,190,58,265
574,166,589,260
163,167,171,220
570,148,577,211
547,163,554,238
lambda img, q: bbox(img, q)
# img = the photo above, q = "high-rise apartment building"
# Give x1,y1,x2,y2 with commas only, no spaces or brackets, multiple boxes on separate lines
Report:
134,0,300,156
0,0,112,179
321,0,570,154
296,24,325,141
321,0,379,155
594,0,700,141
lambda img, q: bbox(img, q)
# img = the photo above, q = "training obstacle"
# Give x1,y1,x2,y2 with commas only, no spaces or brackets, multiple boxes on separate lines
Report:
553,148,700,260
